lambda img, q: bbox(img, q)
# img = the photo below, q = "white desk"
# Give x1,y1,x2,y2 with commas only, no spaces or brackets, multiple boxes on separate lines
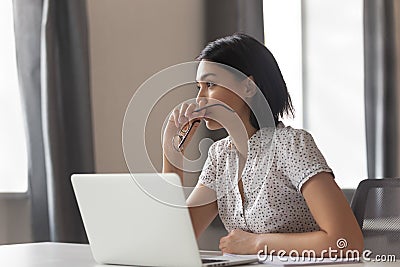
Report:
0,242,399,267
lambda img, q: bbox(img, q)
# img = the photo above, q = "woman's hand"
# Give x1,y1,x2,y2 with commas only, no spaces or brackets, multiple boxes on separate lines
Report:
162,100,206,176
219,229,260,255
162,100,206,155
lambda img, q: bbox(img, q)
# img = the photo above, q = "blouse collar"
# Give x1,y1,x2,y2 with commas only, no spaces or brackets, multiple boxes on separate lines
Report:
227,121,284,153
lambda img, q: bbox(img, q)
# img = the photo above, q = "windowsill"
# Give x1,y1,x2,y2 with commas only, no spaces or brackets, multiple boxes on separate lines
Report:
0,192,30,200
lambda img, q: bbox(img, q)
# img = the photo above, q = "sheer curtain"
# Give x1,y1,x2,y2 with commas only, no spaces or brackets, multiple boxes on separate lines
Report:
203,0,264,43
13,0,94,242
364,0,400,179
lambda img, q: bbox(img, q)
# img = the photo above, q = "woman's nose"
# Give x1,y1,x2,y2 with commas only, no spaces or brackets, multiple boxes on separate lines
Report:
196,97,208,108
196,86,208,104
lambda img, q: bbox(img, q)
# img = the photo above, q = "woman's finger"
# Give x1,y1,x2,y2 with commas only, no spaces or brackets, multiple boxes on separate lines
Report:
178,103,189,124
195,99,207,117
173,109,180,128
185,103,197,120
168,112,175,123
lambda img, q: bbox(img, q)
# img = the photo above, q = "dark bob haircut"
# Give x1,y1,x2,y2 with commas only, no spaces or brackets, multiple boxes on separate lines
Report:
196,33,294,129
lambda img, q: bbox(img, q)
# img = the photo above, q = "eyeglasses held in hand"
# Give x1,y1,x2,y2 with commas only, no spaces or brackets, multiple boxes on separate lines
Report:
172,104,235,152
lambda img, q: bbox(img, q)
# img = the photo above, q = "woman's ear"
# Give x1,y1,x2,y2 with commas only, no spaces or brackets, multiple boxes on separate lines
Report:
242,76,257,98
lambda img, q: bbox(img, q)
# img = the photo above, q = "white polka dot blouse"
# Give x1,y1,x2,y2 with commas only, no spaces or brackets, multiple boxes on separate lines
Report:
198,122,334,234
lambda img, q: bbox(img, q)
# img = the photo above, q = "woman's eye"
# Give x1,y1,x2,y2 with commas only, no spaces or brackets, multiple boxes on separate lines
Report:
196,82,214,90
206,82,215,88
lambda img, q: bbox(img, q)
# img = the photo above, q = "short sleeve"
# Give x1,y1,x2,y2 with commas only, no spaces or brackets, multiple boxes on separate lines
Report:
284,130,334,192
197,143,218,191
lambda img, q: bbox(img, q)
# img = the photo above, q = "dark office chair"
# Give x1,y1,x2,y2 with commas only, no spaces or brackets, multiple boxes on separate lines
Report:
351,178,400,258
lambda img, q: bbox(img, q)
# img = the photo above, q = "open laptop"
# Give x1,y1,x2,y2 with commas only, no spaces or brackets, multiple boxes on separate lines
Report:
71,173,259,267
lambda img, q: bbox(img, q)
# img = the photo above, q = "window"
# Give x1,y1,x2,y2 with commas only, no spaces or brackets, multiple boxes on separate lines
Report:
263,0,367,188
0,1,28,193
263,0,303,129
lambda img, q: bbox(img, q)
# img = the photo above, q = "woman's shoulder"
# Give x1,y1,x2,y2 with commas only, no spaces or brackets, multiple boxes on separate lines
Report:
276,124,312,137
273,123,316,148
208,135,231,155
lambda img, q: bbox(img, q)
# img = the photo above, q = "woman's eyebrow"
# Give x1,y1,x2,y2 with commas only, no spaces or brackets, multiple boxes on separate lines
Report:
196,73,216,82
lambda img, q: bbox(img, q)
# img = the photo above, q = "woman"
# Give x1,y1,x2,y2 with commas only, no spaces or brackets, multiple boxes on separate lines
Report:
162,33,363,257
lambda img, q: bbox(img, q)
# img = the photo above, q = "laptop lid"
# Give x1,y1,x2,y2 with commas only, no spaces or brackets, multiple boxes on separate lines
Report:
71,173,204,267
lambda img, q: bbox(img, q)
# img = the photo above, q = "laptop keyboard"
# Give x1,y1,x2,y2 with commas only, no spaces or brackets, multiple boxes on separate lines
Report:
201,258,228,264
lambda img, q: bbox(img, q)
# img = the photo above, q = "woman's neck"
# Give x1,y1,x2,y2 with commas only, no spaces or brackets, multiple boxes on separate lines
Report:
225,118,258,157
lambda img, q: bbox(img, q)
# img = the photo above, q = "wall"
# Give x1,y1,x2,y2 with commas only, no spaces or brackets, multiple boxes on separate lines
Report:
0,196,31,245
88,0,205,173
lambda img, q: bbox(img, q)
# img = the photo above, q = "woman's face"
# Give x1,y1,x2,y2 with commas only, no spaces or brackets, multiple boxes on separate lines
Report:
195,60,252,130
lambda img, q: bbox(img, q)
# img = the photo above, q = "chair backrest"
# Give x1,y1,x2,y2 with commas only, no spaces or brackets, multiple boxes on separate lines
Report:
351,178,400,258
